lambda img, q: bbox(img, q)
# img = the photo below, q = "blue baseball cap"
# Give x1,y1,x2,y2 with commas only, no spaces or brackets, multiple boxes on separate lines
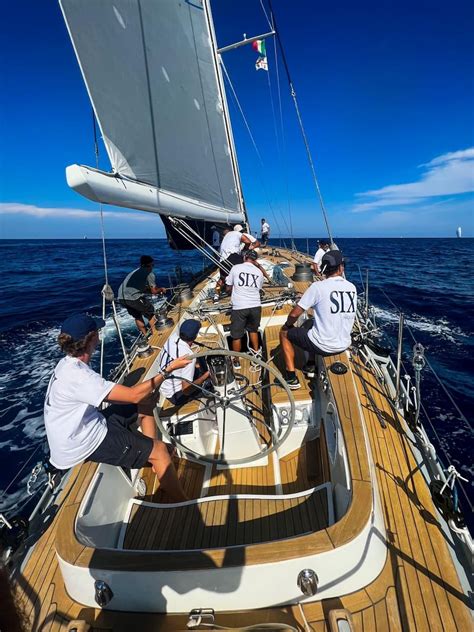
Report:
61,313,106,341
179,319,201,341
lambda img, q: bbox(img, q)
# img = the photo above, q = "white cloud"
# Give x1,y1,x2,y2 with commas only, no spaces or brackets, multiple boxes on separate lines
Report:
352,147,474,213
0,202,156,222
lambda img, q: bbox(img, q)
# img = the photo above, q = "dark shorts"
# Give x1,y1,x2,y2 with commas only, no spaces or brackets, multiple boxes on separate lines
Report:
287,320,339,357
120,296,155,320
230,306,262,339
87,404,154,469
220,252,243,281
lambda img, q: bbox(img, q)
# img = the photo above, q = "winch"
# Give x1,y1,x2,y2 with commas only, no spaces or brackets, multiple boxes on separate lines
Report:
292,262,313,281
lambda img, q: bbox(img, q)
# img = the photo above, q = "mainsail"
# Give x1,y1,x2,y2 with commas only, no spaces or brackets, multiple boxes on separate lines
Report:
59,0,246,226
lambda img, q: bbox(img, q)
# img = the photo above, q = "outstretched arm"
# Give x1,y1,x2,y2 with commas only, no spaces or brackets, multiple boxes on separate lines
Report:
106,357,191,404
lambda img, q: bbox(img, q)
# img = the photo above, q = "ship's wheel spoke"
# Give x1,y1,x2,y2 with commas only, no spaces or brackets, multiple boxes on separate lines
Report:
156,349,295,466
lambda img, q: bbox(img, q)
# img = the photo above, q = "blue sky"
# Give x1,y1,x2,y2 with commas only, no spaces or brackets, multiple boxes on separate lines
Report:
1,0,473,239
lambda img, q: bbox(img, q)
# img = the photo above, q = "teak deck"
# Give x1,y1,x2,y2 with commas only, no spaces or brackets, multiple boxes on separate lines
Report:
13,247,472,631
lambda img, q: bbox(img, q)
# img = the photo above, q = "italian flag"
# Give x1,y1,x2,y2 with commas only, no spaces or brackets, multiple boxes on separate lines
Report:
252,39,266,56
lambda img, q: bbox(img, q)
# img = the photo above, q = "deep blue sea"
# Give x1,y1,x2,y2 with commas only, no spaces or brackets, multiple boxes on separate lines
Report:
0,238,472,529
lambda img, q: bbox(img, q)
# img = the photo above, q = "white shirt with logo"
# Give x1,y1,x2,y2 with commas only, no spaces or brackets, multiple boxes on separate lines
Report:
298,276,357,353
219,231,242,259
261,222,270,235
157,333,196,399
226,262,264,310
43,356,115,469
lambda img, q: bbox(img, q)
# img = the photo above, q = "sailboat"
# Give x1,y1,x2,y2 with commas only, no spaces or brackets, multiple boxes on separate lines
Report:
456,226,462,238
5,1,472,630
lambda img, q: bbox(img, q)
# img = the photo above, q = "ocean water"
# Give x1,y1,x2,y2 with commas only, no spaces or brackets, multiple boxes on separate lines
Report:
0,238,472,529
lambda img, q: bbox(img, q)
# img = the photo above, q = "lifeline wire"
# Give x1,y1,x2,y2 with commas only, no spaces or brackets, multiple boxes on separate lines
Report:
379,287,472,435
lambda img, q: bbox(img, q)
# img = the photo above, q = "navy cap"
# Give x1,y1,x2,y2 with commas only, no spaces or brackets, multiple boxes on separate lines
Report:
179,319,201,340
244,250,258,260
321,250,344,270
61,313,106,341
318,239,330,245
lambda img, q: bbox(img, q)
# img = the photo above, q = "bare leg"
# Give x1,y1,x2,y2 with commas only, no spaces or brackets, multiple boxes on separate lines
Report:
248,331,259,352
280,328,295,372
134,316,147,336
232,337,242,352
148,315,157,335
138,413,157,440
148,440,187,502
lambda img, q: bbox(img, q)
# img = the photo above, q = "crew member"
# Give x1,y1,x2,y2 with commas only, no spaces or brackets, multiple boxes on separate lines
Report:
213,226,254,303
312,239,331,275
44,314,190,501
261,218,270,246
158,319,210,406
118,255,166,336
226,250,265,369
280,250,357,389
211,225,220,248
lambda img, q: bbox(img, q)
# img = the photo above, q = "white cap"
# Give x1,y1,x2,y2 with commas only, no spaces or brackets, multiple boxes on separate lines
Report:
233,224,244,232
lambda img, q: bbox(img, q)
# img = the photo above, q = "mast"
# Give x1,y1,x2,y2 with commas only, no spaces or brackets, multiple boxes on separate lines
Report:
203,0,248,229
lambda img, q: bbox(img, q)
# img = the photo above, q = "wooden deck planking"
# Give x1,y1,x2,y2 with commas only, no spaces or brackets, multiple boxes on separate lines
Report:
14,248,472,631
123,488,329,551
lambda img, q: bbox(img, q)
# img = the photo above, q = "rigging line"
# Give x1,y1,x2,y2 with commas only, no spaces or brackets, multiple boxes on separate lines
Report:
268,1,334,244
0,443,43,500
220,60,289,238
419,400,473,511
92,112,109,288
271,11,294,246
397,352,473,510
259,0,273,30
379,287,472,434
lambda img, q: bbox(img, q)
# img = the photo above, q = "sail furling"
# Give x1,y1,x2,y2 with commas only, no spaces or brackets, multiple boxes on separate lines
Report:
59,0,245,222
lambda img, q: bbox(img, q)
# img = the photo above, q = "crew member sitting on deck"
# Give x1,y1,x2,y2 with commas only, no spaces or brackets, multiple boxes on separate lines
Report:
226,250,265,369
43,313,190,501
279,250,357,390
311,239,331,275
213,225,254,303
158,319,210,406
118,255,166,337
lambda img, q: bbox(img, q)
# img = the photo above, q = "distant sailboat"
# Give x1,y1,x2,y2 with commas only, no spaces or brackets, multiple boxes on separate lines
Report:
456,226,462,238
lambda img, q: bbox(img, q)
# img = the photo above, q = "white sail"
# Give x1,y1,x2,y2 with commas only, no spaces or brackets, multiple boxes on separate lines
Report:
59,0,245,222
456,226,462,238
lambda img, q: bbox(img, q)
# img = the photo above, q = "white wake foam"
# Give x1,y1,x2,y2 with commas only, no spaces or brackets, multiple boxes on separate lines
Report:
372,306,467,343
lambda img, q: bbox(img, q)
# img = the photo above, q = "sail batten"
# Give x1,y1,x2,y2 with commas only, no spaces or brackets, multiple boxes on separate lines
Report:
60,0,243,218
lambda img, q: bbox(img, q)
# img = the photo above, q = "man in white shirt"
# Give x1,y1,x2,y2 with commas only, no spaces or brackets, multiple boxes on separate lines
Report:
226,251,265,369
44,313,191,501
158,319,210,405
279,250,357,389
261,218,270,246
213,225,255,302
311,239,331,275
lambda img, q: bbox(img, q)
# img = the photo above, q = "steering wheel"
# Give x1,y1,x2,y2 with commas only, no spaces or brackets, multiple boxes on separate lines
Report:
155,349,295,466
